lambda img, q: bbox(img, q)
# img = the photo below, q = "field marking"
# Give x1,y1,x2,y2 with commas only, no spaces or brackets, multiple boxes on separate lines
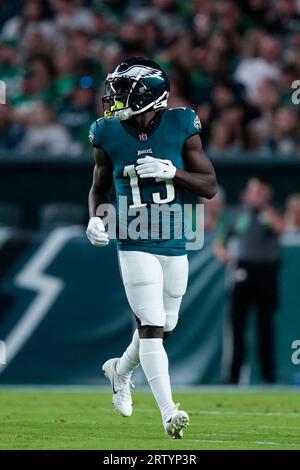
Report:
195,410,300,417
1,399,299,421
255,441,297,446
185,439,298,447
259,425,300,430
94,406,300,419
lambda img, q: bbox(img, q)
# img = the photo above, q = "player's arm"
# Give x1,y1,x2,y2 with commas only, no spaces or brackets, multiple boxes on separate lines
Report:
89,148,113,216
87,148,113,247
175,134,217,199
136,133,217,199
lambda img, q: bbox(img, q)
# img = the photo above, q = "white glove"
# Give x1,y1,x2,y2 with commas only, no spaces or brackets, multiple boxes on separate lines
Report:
86,217,109,247
136,156,176,180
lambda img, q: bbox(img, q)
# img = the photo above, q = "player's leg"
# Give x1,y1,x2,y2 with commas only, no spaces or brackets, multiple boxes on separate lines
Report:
119,250,186,436
118,251,177,413
161,254,189,335
131,253,189,438
116,249,166,378
103,250,170,418
139,324,189,439
117,331,190,417
102,328,140,417
103,250,161,416
116,329,140,378
157,254,189,438
116,255,188,378
139,324,177,419
116,255,189,384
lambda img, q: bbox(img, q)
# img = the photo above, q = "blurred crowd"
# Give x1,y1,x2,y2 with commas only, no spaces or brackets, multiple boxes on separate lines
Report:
204,187,300,236
1,0,300,157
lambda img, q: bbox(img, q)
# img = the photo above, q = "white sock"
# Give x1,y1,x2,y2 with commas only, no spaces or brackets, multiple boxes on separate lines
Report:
116,330,140,378
139,338,177,421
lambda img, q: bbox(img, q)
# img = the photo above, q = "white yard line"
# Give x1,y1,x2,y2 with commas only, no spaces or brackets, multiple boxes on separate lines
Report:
93,407,300,418
195,410,300,417
185,439,298,447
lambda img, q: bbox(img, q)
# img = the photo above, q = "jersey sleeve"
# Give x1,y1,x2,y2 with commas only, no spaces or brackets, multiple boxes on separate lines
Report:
88,118,104,148
185,108,202,139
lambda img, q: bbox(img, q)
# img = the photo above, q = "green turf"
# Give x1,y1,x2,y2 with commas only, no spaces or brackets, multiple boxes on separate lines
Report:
1,390,300,450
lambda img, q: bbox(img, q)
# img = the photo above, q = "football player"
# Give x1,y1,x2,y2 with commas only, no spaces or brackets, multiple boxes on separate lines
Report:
87,57,217,439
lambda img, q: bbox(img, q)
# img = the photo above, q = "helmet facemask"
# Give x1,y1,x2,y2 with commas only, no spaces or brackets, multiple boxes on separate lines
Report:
102,76,134,120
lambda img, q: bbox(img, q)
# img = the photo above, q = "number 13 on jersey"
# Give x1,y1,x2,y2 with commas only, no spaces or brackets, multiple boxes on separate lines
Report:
123,164,175,209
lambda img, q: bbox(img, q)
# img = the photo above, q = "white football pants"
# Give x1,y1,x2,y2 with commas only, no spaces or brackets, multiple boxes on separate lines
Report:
118,250,188,331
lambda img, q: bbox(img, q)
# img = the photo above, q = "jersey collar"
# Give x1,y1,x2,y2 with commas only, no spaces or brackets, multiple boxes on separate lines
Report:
120,110,165,141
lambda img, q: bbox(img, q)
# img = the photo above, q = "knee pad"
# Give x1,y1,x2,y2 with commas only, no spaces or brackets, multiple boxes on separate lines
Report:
135,304,166,327
164,314,178,333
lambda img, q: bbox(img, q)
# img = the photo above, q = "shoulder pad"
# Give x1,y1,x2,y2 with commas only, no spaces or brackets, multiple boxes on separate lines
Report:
89,118,106,148
167,107,202,137
185,108,202,137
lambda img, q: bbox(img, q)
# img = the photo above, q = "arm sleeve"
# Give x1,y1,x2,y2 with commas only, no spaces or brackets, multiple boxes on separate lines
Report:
186,108,202,139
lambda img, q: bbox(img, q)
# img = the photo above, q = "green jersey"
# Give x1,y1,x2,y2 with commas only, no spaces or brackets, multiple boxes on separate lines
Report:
89,107,201,255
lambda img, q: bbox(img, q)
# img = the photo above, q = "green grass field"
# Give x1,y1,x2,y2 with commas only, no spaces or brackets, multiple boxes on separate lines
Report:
1,389,300,450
